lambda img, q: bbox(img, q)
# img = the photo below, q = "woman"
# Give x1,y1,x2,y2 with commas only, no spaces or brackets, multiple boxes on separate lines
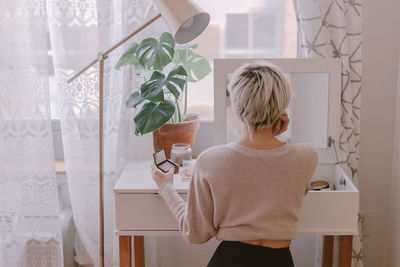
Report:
151,62,318,267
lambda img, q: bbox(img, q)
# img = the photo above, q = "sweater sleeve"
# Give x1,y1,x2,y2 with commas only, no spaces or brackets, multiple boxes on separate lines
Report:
158,165,217,244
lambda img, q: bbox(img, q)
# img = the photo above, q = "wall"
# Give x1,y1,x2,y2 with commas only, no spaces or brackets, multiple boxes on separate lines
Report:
359,0,400,266
388,53,400,267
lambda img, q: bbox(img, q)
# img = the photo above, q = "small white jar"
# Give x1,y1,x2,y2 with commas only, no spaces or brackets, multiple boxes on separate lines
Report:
171,143,192,166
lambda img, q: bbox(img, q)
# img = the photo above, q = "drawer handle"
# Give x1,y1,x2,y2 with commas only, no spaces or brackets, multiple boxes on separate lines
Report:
152,193,161,198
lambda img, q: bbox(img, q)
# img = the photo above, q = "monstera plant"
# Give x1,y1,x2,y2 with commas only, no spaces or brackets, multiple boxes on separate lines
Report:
116,32,211,136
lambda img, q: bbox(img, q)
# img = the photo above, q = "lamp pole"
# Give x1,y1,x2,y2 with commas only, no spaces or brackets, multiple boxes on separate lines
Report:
98,53,105,267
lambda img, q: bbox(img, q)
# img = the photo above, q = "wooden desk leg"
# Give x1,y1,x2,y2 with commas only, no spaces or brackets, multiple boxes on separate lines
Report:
119,236,132,267
339,235,353,267
134,236,145,267
322,235,334,267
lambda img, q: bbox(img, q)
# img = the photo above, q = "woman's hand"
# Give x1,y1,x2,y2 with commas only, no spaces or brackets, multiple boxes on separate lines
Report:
272,111,289,136
151,163,174,188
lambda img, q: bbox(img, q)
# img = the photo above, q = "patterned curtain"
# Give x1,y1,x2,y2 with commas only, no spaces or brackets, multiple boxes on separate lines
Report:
292,0,363,266
0,0,63,266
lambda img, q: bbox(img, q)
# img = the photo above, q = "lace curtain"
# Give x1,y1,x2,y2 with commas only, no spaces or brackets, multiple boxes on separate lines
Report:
292,0,363,266
0,0,166,265
47,0,166,266
0,0,63,266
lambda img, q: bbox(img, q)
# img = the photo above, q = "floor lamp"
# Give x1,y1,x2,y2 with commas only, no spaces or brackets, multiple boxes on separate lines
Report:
66,0,210,266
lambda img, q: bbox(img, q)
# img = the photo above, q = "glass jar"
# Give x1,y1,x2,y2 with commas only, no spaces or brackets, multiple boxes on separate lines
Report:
171,143,192,166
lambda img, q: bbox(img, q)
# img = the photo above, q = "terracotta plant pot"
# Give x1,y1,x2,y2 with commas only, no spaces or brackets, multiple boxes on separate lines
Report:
153,115,200,159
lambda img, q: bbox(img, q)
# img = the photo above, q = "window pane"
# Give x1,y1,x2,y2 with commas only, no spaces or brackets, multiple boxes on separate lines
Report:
253,13,280,50
187,0,297,120
225,14,249,49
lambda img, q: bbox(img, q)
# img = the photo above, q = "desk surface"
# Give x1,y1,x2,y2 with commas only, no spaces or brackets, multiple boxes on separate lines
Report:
114,160,359,236
114,161,190,194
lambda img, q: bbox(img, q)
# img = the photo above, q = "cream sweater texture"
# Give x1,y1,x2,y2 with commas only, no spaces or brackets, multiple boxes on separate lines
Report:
159,142,318,244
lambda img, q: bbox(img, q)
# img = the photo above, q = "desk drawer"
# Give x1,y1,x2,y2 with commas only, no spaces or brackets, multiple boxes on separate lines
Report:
115,193,187,231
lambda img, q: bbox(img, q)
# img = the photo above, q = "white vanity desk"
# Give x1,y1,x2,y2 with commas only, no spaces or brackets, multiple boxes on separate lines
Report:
114,158,359,267
114,58,360,267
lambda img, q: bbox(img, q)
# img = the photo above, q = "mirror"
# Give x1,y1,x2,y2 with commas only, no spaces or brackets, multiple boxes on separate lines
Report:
226,73,329,148
214,58,341,149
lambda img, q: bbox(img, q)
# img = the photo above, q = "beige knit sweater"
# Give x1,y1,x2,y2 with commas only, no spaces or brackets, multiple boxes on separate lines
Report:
159,142,318,244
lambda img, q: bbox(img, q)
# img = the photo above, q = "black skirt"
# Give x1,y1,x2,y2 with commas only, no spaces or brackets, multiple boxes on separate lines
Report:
207,241,295,267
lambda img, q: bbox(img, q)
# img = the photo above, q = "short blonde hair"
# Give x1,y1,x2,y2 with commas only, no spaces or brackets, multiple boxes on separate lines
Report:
228,61,291,136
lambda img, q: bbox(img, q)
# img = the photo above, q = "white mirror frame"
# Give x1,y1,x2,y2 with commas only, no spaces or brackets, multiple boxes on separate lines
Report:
213,58,341,151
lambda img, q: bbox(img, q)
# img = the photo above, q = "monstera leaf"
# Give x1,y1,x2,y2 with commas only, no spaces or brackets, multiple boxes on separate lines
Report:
134,100,175,135
117,32,211,134
125,91,144,108
115,43,140,69
173,45,211,82
140,65,187,102
136,32,175,70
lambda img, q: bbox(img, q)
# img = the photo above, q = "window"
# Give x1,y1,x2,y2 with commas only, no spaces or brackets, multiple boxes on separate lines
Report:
186,0,298,120
48,0,298,121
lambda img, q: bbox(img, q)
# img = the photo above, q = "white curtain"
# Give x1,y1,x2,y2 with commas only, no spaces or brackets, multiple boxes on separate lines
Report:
47,0,166,266
0,0,63,266
292,0,363,266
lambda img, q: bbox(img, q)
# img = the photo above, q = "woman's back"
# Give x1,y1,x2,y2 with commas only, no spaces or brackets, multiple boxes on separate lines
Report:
195,142,317,241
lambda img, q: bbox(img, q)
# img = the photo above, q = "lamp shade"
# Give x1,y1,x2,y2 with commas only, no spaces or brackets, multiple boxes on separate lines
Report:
154,0,210,44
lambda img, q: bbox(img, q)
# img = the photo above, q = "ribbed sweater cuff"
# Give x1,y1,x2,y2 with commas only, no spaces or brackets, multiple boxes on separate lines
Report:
158,181,174,194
